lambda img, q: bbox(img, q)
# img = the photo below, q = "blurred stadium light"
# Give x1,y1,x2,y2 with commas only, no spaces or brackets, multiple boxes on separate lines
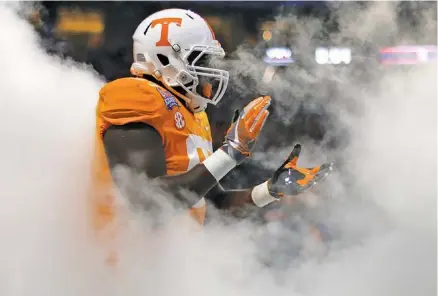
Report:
262,30,272,41
315,47,352,65
263,47,295,66
379,45,437,65
55,9,104,34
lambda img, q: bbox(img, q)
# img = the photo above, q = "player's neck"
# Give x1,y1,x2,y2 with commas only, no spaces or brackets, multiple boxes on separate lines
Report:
141,74,191,112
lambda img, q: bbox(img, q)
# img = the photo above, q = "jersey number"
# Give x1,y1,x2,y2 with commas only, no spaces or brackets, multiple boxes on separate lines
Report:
186,134,213,169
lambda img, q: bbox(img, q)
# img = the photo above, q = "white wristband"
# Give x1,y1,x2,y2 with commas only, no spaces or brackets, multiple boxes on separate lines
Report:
202,149,237,181
251,181,279,207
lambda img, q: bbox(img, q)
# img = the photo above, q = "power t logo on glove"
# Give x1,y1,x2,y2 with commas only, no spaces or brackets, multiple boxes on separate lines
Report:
268,144,334,197
221,96,271,164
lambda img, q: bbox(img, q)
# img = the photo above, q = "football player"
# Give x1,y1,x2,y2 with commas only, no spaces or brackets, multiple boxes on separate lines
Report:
92,8,333,234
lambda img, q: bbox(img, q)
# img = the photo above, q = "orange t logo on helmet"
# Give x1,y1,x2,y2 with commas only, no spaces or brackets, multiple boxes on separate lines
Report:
151,17,182,46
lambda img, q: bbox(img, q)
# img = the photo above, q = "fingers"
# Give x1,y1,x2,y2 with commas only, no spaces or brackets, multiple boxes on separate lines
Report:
320,162,334,172
293,160,333,187
231,109,240,124
250,110,269,138
249,101,270,133
313,162,334,182
243,96,270,115
244,96,271,124
226,109,241,134
242,96,271,139
290,144,302,160
282,144,301,169
298,162,333,187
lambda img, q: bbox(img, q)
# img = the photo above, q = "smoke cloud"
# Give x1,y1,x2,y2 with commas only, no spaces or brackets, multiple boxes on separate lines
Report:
0,2,435,296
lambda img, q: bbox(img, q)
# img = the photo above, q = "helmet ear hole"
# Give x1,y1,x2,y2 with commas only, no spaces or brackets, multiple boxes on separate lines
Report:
157,54,170,66
136,53,146,62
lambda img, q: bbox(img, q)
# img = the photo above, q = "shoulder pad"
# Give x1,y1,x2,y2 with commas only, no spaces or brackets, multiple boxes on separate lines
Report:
98,77,168,126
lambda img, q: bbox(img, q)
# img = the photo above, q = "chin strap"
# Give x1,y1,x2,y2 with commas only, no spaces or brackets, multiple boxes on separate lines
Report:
186,95,207,113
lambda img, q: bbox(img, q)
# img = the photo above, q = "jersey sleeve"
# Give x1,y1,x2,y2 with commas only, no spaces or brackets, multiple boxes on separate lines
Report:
97,78,167,135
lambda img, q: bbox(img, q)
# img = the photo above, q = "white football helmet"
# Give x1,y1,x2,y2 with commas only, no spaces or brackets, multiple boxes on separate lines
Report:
131,8,229,113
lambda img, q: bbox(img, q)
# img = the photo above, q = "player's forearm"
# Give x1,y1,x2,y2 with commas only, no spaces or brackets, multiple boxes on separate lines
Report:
157,148,239,207
211,188,253,209
210,183,279,210
236,185,280,208
156,163,219,206
162,149,280,211
209,186,279,220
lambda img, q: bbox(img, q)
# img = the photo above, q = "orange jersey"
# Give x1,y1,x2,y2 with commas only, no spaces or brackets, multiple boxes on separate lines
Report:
92,77,213,237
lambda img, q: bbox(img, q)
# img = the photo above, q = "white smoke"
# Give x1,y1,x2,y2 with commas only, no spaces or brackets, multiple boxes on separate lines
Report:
0,2,436,296
0,3,106,295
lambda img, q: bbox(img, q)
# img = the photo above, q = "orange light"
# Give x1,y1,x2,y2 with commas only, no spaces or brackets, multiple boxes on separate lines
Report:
56,10,104,34
262,30,272,41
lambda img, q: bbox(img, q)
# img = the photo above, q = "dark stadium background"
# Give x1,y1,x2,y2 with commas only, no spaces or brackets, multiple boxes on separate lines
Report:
28,1,437,257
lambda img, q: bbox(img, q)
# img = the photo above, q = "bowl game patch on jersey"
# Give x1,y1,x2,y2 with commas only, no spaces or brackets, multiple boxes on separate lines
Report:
156,86,179,110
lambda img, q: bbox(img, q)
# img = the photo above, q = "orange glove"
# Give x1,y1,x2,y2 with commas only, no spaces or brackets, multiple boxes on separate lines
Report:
221,96,271,164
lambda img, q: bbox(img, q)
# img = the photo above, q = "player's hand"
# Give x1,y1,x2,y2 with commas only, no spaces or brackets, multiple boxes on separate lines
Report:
268,144,334,197
221,96,271,164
